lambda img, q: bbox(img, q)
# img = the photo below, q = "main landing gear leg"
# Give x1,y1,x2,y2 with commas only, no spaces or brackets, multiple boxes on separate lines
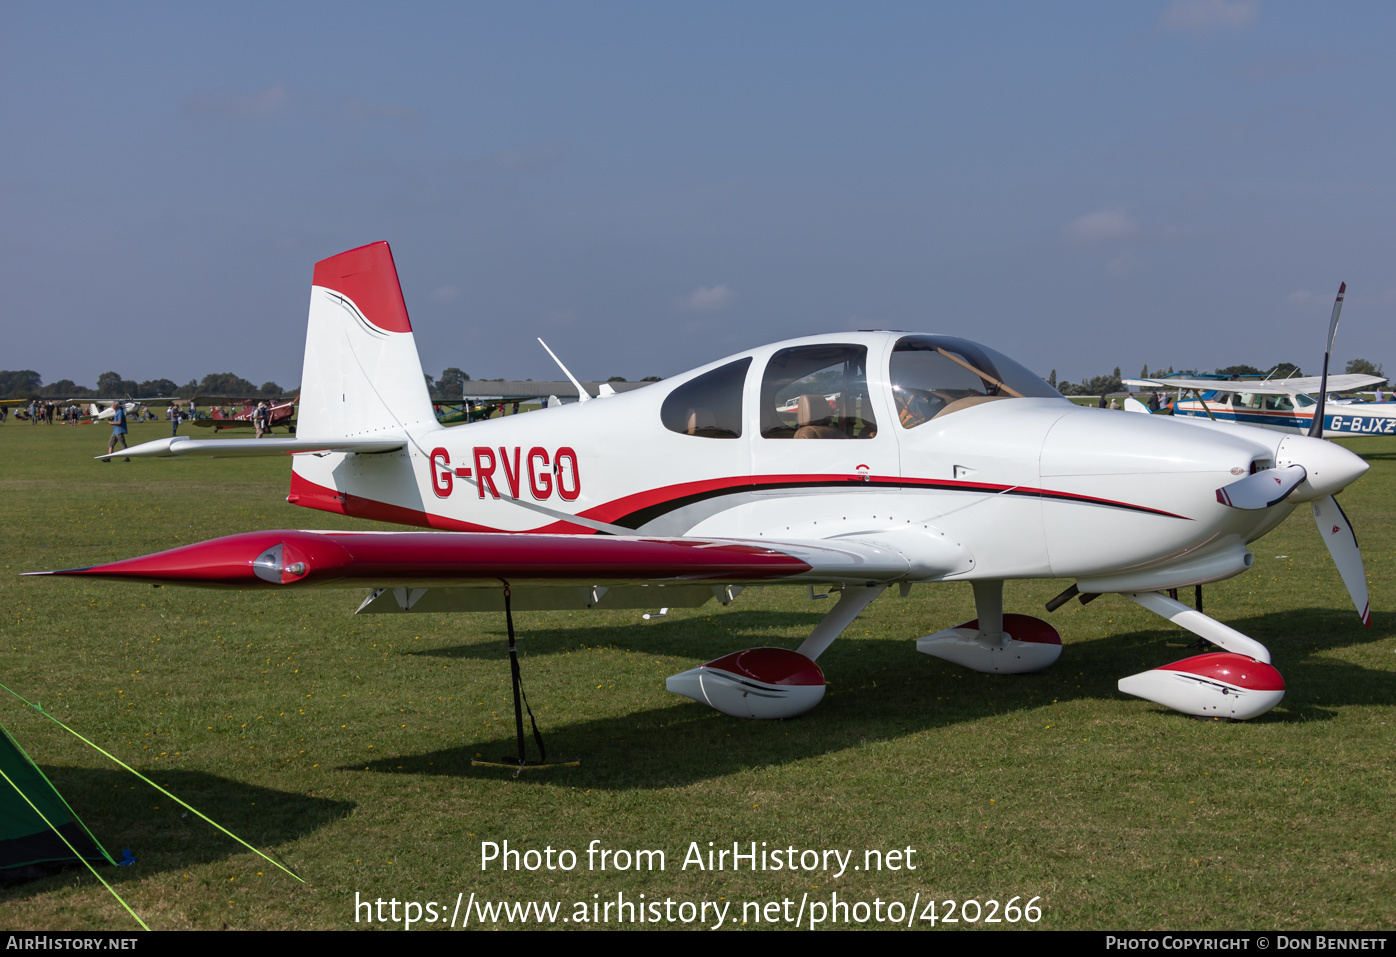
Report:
665,583,888,719
916,580,1063,673
1117,591,1284,721
471,584,579,775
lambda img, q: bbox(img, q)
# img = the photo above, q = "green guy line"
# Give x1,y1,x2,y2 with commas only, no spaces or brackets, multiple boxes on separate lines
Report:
0,764,148,930
0,680,304,884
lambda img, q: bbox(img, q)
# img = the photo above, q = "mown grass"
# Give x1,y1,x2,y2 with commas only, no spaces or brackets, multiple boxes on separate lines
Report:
1,420,1393,930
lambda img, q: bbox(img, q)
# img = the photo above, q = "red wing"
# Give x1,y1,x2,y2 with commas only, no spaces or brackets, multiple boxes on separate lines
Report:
26,528,922,589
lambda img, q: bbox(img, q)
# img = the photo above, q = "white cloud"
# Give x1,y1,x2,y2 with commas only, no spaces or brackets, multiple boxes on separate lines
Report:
457,145,564,175
1065,207,1137,243
674,284,738,313
341,98,422,127
1159,0,1260,35
185,84,290,119
429,285,462,303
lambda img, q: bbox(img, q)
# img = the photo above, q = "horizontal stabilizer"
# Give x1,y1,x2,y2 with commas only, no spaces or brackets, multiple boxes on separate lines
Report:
96,436,405,460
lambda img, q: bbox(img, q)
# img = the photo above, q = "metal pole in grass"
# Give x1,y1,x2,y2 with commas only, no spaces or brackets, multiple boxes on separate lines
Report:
471,583,578,776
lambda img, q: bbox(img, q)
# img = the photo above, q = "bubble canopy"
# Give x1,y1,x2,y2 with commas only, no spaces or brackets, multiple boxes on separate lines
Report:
889,335,1065,427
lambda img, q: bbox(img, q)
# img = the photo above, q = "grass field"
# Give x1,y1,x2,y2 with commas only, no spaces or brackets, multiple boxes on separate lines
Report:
1,420,1393,931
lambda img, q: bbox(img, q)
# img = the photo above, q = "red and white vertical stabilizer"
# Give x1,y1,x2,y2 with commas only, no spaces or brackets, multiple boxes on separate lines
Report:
296,242,437,440
1118,652,1285,720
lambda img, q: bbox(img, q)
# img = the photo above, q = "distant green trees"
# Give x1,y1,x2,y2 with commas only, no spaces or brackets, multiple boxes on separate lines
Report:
436,367,470,400
97,372,137,397
0,371,42,397
1057,367,1122,396
0,371,290,400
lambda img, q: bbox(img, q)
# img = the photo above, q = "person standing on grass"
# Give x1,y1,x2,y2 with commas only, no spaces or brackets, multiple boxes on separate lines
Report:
106,401,129,461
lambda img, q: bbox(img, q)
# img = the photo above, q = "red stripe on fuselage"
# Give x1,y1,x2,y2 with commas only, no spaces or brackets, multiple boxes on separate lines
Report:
287,470,1188,532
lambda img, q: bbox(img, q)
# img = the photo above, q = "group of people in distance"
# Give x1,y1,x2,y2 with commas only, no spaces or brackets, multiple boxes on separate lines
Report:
105,399,278,460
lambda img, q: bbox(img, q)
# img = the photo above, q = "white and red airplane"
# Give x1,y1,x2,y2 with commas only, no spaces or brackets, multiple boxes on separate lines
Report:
29,243,1373,727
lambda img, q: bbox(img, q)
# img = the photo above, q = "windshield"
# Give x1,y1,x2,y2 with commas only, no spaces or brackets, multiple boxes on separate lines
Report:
889,335,1063,428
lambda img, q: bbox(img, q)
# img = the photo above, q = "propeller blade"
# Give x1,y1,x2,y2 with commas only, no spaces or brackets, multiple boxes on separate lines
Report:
1312,493,1371,626
1308,282,1346,439
1215,464,1307,509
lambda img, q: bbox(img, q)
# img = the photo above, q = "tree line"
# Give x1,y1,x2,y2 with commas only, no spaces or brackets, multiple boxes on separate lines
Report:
0,370,285,401
6,357,1379,403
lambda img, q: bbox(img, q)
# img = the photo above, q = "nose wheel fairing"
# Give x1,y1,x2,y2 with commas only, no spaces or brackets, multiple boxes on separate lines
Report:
1118,652,1285,721
913,581,1288,722
1113,592,1285,719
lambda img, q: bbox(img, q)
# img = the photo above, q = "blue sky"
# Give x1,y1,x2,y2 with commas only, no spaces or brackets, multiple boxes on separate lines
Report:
4,1,1395,388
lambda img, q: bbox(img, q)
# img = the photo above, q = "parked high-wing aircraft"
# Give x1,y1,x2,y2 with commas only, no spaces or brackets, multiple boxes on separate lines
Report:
1124,373,1392,437
29,243,1374,730
1125,283,1392,438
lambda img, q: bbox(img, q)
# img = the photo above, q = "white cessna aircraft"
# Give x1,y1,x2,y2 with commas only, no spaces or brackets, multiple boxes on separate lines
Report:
1123,374,1392,437
1125,283,1393,438
30,243,1372,733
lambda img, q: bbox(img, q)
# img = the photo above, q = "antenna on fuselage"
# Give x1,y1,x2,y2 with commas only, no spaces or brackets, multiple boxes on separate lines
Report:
537,338,591,403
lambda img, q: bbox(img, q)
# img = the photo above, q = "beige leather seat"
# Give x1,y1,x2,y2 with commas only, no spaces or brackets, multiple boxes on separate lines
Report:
686,408,716,435
793,394,845,438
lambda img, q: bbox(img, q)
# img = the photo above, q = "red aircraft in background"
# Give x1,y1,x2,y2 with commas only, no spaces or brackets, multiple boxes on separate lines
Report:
193,398,297,434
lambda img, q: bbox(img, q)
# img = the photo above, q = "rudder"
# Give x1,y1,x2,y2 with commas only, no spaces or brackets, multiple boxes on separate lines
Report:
296,242,436,439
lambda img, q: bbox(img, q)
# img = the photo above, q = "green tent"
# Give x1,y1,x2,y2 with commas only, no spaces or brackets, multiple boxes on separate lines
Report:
0,720,113,877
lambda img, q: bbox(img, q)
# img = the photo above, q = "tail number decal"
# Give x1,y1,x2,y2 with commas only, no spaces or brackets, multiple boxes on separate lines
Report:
430,447,453,498
1329,415,1396,435
430,447,581,502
